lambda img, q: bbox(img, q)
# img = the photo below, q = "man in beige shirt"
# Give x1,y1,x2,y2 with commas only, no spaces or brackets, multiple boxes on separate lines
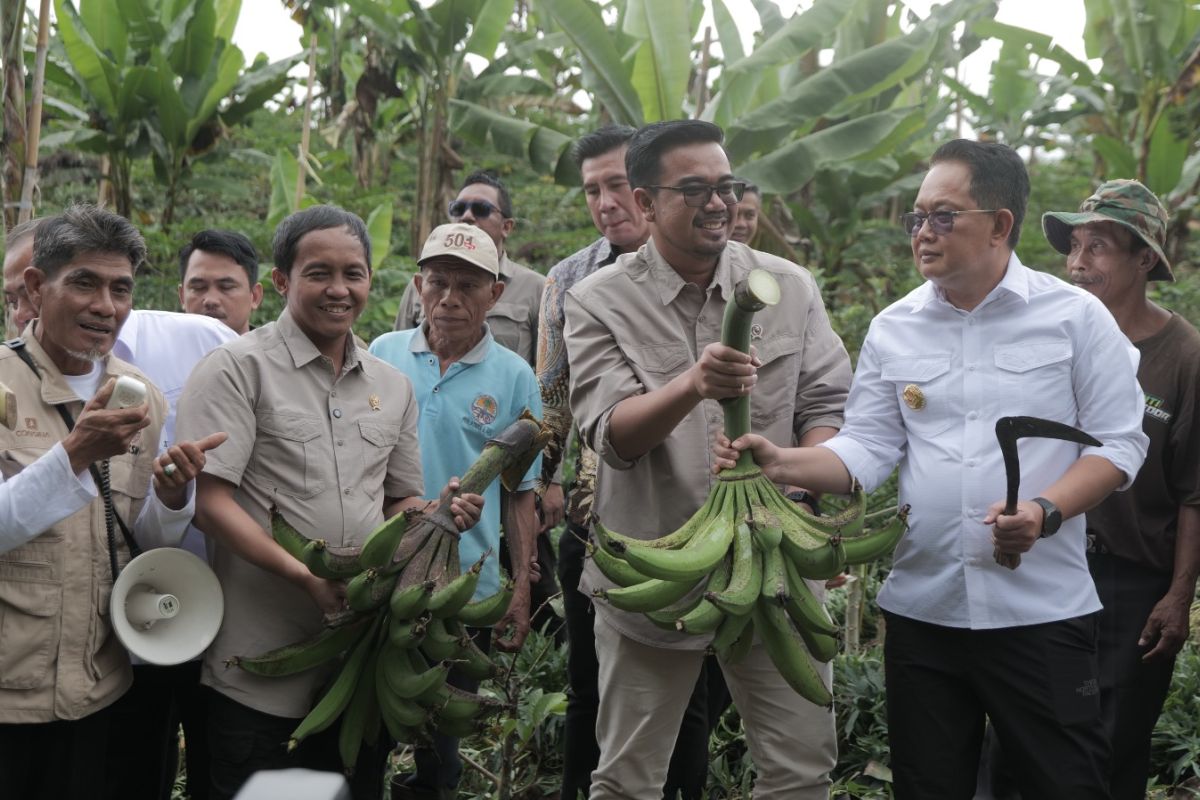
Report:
0,205,220,799
177,206,481,800
565,120,852,800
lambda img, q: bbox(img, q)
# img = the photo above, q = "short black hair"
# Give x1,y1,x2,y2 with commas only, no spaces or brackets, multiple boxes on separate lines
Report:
738,179,761,198
459,170,512,219
178,229,260,285
930,139,1029,249
626,120,726,191
572,124,638,170
32,204,146,279
272,205,371,274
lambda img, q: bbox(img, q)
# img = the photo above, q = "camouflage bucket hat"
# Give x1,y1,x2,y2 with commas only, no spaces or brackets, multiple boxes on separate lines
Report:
1042,179,1173,281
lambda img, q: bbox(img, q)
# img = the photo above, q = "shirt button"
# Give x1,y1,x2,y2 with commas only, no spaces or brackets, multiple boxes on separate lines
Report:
331,390,337,397
337,439,344,446
966,459,976,467
433,387,440,393
967,364,977,372
332,408,343,418
429,358,435,365
967,411,978,420
343,488,352,495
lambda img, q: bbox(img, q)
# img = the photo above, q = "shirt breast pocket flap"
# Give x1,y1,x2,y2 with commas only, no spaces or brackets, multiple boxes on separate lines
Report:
751,335,804,426
881,354,955,436
625,343,691,376
256,412,326,499
994,340,1074,414
0,578,62,690
359,420,402,448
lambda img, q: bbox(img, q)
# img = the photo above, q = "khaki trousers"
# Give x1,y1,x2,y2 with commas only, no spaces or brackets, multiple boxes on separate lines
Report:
589,613,837,800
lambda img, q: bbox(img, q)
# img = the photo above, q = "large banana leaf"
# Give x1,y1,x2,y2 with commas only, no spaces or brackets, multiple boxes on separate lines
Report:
464,0,513,59
448,98,576,183
182,39,244,143
736,106,926,195
722,0,856,76
80,0,128,67
623,0,692,122
54,0,119,119
365,202,394,271
1145,114,1189,198
535,0,642,125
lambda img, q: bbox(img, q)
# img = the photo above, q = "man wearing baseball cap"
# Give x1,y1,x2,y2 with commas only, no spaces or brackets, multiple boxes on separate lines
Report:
1043,179,1200,799
369,223,542,799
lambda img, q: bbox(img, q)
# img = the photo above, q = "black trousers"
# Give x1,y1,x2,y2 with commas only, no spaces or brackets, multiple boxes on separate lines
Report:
1089,552,1176,800
0,704,115,800
204,686,390,800
884,610,1110,800
103,660,210,800
558,524,710,800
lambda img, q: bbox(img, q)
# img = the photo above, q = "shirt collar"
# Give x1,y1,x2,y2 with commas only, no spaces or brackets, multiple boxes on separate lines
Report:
910,251,1029,313
643,239,732,306
410,322,494,365
498,253,513,280
277,308,362,372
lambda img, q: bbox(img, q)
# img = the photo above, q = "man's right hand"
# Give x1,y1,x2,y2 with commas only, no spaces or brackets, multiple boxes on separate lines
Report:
300,572,347,616
689,342,760,401
62,378,152,474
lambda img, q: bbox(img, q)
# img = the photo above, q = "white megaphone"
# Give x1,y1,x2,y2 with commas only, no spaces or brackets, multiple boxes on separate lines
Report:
111,549,224,665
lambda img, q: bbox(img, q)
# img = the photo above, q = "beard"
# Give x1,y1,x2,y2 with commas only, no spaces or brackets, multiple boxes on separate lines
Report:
64,345,104,363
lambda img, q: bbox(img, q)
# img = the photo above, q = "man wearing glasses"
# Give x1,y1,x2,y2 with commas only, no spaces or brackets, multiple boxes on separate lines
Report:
565,119,851,799
714,140,1148,798
394,171,544,366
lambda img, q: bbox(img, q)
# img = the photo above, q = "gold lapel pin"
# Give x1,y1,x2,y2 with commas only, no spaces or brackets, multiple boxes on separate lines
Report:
902,384,926,411
368,394,381,411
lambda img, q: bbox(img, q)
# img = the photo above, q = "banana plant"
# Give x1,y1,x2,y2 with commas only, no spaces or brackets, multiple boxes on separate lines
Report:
43,0,297,224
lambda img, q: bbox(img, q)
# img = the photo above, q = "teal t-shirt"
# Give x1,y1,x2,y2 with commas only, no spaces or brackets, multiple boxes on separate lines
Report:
369,325,542,599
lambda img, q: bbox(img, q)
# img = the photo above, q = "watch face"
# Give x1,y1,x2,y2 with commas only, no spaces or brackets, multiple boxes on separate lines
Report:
1037,498,1062,535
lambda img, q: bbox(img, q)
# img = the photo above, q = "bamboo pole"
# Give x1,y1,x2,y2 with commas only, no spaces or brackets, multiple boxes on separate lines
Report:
16,0,48,224
294,30,318,210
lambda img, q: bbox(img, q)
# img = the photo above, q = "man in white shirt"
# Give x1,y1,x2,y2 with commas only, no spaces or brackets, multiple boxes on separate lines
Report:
715,140,1148,799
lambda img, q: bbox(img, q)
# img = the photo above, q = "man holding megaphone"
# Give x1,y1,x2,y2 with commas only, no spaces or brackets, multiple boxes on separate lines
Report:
0,205,227,800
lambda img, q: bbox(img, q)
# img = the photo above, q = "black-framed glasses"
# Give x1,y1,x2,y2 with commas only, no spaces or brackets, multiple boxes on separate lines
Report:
647,181,747,208
900,209,997,237
449,199,501,219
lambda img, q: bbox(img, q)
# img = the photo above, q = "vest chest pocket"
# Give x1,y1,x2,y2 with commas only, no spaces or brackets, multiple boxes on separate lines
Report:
254,412,327,500
750,334,804,427
881,354,957,438
0,578,62,689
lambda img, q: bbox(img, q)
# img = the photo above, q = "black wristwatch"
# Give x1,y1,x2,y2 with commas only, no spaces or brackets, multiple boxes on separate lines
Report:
1032,497,1062,537
785,490,821,516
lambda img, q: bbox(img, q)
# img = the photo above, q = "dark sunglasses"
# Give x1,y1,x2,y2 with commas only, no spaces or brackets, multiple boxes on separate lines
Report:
900,209,997,237
448,199,501,220
647,181,747,208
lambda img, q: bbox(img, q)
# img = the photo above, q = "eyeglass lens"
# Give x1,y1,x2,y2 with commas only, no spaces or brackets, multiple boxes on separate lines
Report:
449,200,496,219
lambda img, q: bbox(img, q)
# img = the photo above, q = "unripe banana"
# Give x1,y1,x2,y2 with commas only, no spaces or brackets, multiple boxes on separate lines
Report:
302,538,364,581
232,616,372,677
772,478,866,538
388,614,428,650
595,575,698,613
376,662,431,729
620,515,736,583
592,486,721,555
782,559,838,637
587,539,654,588
270,508,311,563
759,538,789,605
453,632,503,682
674,555,732,634
390,580,436,619
347,568,399,613
723,616,756,665
778,516,846,580
456,581,514,627
420,617,469,661
338,642,380,771
705,522,760,617
433,684,508,722
381,644,450,701
841,504,910,565
428,550,488,618
798,625,840,663
710,603,752,654
287,617,379,749
359,509,413,569
753,600,832,707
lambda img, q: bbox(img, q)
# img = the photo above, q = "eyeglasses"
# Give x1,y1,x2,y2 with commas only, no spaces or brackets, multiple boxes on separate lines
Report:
448,199,501,220
900,209,997,237
647,181,747,208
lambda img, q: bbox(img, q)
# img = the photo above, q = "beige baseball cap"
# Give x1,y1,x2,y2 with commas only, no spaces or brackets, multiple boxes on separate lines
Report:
418,223,499,277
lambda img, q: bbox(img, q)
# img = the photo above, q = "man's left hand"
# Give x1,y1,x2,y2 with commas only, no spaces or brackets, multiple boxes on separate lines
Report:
984,499,1043,555
539,483,565,533
153,432,228,510
493,589,531,652
1139,593,1191,662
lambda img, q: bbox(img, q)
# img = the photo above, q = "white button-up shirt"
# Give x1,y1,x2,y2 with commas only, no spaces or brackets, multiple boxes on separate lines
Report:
823,254,1148,629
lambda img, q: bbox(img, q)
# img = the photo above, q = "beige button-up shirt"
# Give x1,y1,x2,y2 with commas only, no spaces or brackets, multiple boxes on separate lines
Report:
177,309,423,717
565,240,852,648
395,254,545,365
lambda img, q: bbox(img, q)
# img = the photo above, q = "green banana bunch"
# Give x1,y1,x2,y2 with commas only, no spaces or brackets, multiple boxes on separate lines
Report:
589,269,912,703
236,413,552,772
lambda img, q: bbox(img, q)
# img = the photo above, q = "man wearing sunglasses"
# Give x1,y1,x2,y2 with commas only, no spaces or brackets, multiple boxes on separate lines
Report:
565,119,851,800
714,140,1148,798
394,171,544,367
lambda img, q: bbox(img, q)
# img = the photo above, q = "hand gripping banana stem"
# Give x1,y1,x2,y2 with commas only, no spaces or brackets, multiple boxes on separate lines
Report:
720,269,782,477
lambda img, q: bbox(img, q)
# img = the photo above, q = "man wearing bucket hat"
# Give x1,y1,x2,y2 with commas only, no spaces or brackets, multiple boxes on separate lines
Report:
369,222,542,800
1042,179,1200,799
